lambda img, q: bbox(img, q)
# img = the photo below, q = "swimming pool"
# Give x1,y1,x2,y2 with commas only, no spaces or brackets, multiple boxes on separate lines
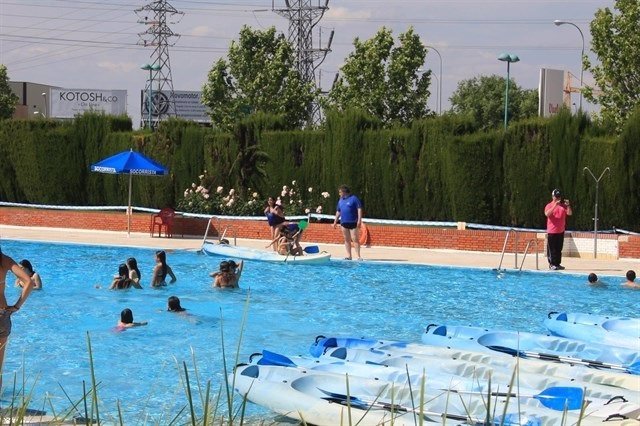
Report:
1,239,637,423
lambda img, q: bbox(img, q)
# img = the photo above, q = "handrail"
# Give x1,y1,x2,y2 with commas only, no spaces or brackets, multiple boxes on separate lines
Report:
519,239,540,271
496,228,518,271
200,217,214,248
200,218,238,249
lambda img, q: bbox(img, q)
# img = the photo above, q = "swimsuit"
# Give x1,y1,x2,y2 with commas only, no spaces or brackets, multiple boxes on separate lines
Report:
0,310,12,338
267,212,286,226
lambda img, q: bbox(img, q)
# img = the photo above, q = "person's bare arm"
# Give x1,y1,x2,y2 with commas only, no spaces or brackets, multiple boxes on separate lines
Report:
10,262,34,312
32,273,42,289
357,207,364,227
167,266,177,284
235,261,244,285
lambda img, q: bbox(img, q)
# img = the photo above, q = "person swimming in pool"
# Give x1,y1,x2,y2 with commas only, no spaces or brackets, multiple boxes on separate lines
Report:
622,270,639,289
127,257,142,287
0,244,35,390
167,295,186,312
151,250,176,287
110,263,142,290
587,273,606,286
15,259,42,290
212,260,243,288
117,308,147,329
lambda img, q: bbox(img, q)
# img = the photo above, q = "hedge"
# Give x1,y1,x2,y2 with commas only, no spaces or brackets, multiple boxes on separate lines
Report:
0,108,638,232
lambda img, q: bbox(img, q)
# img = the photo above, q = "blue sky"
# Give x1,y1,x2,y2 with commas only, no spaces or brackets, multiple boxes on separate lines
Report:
0,0,613,126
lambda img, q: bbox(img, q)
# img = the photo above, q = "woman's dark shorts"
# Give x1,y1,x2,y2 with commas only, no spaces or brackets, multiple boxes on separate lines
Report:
341,222,357,230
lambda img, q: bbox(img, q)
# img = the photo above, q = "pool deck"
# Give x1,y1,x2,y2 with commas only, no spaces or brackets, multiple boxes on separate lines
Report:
1,224,636,278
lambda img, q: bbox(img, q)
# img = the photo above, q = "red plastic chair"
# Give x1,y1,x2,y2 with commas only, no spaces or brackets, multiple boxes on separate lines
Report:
150,207,175,238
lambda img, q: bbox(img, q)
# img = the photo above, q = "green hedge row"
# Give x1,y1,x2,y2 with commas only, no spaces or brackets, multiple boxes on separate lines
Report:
0,109,638,231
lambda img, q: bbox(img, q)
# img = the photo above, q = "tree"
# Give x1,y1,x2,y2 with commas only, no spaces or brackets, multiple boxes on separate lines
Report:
326,27,432,126
0,65,18,120
201,26,316,131
449,75,538,130
584,0,640,130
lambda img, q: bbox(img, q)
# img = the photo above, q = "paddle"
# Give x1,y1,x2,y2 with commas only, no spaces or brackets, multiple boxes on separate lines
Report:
486,345,640,375
303,245,320,254
255,350,298,367
446,386,585,411
319,389,541,425
298,220,309,231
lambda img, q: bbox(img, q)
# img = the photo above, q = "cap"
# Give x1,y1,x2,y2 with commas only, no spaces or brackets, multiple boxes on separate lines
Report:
552,189,562,198
228,260,237,268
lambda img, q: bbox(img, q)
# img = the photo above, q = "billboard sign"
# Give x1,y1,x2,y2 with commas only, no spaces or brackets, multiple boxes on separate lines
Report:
50,88,127,118
141,90,211,123
538,68,568,117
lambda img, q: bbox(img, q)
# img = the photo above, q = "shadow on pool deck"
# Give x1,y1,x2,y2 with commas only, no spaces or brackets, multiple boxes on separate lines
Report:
1,224,637,279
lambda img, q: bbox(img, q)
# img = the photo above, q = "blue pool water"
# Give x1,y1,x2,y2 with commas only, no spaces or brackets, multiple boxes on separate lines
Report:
1,239,637,423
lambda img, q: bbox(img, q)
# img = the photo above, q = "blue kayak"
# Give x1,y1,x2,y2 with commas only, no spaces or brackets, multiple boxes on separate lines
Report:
544,312,640,350
422,324,640,375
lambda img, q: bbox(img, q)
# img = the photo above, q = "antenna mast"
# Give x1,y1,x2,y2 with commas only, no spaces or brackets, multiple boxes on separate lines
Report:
136,0,183,126
273,0,333,124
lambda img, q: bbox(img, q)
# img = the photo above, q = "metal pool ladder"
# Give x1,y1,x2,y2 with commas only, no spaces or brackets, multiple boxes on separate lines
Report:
496,228,540,271
200,217,238,248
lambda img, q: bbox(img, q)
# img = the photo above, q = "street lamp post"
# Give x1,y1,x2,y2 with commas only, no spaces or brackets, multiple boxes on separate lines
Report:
497,53,519,130
583,166,610,259
141,63,161,129
41,92,47,118
425,45,443,114
554,20,585,111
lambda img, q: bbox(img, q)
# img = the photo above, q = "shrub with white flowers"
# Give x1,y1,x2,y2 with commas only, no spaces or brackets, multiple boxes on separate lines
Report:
177,175,332,217
273,180,332,216
176,171,264,216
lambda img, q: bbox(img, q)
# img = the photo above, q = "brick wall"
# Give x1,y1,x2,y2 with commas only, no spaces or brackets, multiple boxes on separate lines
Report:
2,206,638,259
619,235,640,259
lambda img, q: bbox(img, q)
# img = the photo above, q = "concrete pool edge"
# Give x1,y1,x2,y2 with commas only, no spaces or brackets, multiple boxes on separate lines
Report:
1,224,637,279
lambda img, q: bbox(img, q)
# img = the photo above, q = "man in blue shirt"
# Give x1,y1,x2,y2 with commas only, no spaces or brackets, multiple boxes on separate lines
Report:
332,185,364,260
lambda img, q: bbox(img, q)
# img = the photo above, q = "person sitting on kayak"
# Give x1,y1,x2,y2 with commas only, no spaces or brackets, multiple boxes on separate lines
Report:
266,224,302,256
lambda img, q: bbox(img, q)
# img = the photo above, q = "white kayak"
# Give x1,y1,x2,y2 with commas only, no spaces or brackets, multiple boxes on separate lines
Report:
253,349,640,404
231,363,460,425
231,363,640,425
545,312,640,350
311,336,640,390
421,324,640,375
201,241,331,263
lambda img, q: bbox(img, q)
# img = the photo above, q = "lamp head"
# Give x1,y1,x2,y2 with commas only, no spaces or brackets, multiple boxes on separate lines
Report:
554,20,567,26
498,53,520,63
41,92,47,97
151,64,162,71
141,63,152,71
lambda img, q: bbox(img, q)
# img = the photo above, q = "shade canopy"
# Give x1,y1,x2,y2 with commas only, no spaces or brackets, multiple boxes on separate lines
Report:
90,149,168,176
90,149,169,236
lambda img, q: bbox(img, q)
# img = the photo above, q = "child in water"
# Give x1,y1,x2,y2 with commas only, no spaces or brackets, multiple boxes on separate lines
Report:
117,308,147,330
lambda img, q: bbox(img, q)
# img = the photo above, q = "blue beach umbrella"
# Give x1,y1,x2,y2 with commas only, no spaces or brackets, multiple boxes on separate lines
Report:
90,149,168,237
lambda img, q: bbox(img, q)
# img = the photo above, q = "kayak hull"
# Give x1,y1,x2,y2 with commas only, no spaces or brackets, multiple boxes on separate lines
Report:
201,241,331,263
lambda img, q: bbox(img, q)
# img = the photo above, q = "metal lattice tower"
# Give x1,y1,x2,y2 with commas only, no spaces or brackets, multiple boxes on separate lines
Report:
273,0,333,123
135,1,183,125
